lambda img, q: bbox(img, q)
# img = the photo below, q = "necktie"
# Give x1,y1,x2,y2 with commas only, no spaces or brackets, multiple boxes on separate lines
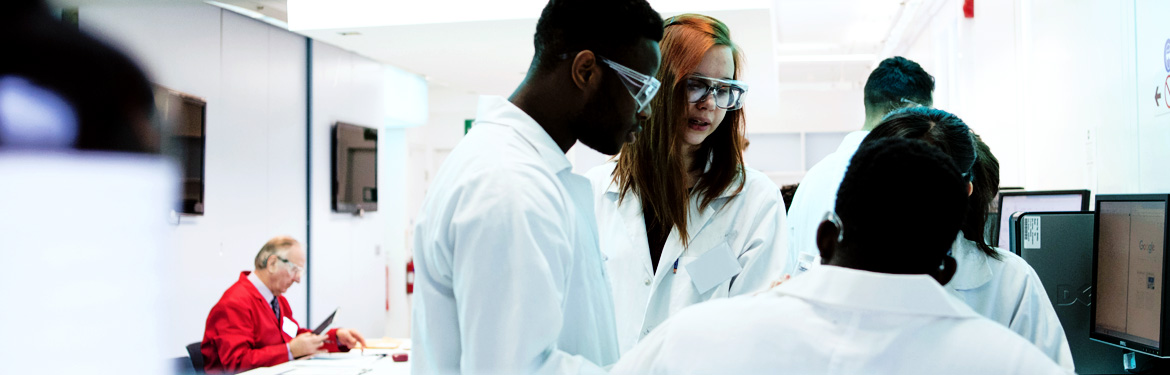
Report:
270,297,281,323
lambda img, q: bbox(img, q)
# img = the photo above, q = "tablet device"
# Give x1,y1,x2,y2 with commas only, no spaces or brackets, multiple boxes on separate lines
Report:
313,308,338,335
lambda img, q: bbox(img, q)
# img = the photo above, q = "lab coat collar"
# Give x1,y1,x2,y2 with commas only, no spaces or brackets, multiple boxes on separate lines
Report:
946,231,994,291
771,265,981,318
836,130,870,155
474,95,572,174
600,161,740,261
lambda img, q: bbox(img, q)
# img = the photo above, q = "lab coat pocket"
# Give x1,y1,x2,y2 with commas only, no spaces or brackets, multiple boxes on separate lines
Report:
683,241,742,295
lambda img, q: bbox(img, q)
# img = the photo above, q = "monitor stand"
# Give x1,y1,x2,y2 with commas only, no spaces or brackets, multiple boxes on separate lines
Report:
1124,351,1170,374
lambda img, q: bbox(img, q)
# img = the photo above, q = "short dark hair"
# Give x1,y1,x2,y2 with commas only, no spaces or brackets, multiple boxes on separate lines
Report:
863,107,976,181
834,137,969,274
530,0,663,73
863,56,934,116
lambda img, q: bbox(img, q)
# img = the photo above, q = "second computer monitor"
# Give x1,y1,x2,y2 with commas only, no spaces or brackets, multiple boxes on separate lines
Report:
1090,194,1170,357
996,190,1090,250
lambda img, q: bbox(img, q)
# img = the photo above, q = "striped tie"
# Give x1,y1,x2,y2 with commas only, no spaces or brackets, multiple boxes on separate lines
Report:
270,297,281,323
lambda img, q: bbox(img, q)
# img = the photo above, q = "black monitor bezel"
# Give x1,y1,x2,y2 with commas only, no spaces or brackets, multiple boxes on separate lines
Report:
993,189,1091,247
154,85,207,216
1089,194,1170,358
331,122,378,214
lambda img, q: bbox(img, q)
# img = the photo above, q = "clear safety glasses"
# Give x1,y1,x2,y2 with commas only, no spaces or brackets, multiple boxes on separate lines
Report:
277,256,304,277
598,56,661,113
684,75,748,110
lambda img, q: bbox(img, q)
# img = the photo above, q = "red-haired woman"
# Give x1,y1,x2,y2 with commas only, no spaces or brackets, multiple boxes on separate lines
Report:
585,13,787,354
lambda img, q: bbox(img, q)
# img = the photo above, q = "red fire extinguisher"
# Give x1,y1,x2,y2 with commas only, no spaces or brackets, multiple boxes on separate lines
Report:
406,258,415,294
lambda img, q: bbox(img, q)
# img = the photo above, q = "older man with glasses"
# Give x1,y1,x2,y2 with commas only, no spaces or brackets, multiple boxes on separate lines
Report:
200,236,367,374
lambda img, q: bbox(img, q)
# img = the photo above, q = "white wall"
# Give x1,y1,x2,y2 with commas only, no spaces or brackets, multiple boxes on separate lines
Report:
80,4,310,355
309,40,413,338
894,0,1161,196
79,2,419,355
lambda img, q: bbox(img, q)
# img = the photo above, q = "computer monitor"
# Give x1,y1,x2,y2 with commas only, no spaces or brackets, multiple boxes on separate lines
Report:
1090,194,1170,357
995,190,1090,250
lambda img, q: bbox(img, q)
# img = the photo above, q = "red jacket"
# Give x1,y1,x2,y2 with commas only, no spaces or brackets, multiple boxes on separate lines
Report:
201,271,347,374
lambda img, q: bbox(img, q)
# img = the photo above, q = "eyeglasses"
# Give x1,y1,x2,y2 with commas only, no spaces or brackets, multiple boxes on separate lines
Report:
276,256,304,277
598,56,661,113
684,75,748,110
559,52,661,113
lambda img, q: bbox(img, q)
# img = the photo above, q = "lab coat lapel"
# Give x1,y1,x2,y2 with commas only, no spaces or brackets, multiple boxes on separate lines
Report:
653,194,720,286
609,190,655,277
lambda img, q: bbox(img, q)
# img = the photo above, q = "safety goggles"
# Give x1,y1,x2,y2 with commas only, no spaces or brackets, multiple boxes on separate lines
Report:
557,52,662,112
597,56,661,113
277,256,304,277
684,75,748,110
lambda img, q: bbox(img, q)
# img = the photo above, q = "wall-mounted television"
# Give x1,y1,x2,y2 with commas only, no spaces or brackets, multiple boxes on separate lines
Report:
332,122,377,214
154,86,206,215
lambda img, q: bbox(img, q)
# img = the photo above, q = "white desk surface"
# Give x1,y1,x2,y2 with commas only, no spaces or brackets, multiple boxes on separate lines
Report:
237,340,411,375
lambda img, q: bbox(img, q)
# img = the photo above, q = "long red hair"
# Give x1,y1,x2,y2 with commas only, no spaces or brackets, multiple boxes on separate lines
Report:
612,14,746,247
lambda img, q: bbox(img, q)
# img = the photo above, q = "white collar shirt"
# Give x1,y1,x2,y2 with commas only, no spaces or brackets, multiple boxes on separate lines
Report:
248,271,293,360
611,265,1069,375
411,96,618,375
784,130,868,275
247,271,275,305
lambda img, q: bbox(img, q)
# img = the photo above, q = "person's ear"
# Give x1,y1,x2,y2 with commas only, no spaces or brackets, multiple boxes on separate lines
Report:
931,255,958,285
816,220,839,264
266,255,279,273
570,50,602,93
967,182,974,197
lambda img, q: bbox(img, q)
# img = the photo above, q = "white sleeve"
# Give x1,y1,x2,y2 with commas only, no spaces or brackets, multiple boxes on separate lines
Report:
1006,334,1073,375
450,168,603,374
728,182,788,296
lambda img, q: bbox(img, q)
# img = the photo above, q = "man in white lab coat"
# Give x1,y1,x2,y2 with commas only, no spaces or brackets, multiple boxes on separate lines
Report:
611,138,1067,375
410,0,664,374
785,56,934,275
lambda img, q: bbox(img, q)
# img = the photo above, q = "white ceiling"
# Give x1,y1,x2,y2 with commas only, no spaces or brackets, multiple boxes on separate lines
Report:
56,0,914,103
291,0,911,96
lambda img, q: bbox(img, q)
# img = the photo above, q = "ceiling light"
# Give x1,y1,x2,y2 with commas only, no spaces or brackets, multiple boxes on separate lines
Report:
205,1,289,29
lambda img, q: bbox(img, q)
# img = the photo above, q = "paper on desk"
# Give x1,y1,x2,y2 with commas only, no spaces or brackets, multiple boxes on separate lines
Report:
276,368,368,375
363,338,401,349
296,354,381,367
309,352,369,360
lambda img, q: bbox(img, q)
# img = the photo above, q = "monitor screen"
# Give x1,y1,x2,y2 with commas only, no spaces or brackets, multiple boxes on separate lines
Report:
1092,199,1166,353
997,191,1088,249
154,86,206,215
332,122,377,214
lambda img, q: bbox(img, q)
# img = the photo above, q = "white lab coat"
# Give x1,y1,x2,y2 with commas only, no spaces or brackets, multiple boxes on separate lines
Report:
947,234,1075,371
784,130,868,275
585,161,787,354
784,130,1074,371
611,265,1069,375
411,96,619,375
